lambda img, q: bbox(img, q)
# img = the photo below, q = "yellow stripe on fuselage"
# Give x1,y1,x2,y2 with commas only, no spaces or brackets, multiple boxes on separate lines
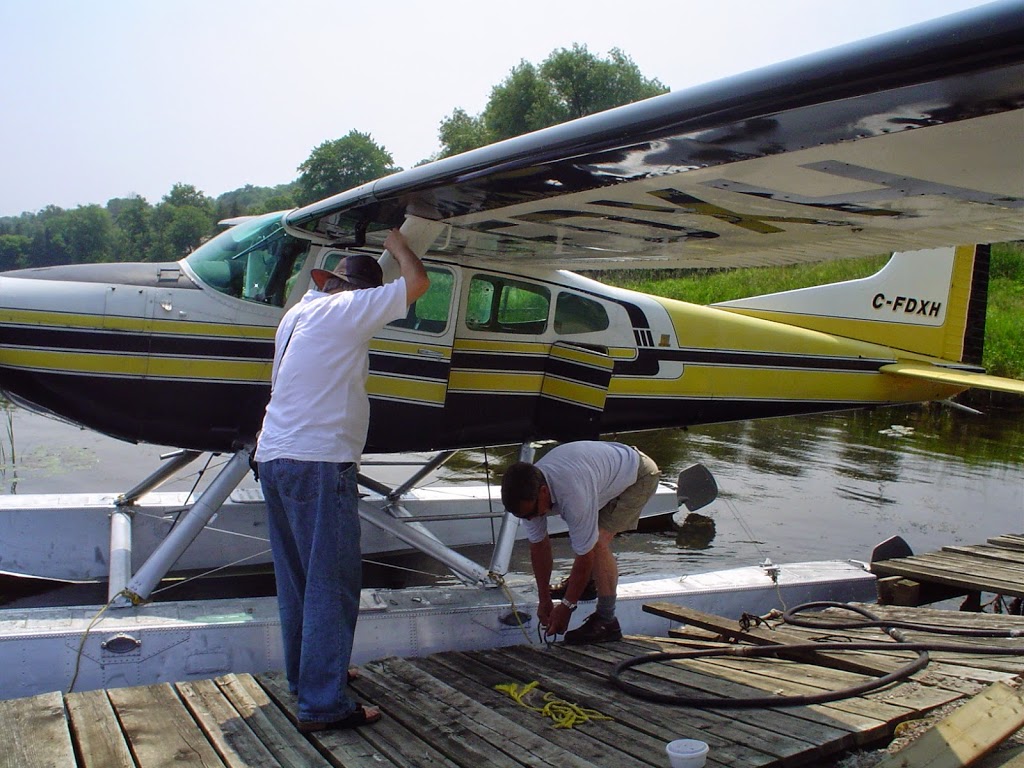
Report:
0,308,276,340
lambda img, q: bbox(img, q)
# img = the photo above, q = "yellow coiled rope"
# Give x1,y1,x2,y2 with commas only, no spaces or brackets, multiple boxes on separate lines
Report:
494,681,613,729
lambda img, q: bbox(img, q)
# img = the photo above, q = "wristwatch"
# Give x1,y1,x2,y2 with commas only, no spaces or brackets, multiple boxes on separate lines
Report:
559,598,577,611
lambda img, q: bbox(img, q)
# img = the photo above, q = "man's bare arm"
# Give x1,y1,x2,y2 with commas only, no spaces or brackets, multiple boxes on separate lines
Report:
384,229,430,305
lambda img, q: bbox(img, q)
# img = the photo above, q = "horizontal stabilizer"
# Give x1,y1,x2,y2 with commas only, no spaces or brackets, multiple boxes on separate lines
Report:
880,363,1024,396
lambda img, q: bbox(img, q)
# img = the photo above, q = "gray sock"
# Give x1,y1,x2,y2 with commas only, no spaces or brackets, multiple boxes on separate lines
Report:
596,595,616,621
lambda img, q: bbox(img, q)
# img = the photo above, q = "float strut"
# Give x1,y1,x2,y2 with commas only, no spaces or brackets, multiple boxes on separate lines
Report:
113,449,250,607
488,442,535,577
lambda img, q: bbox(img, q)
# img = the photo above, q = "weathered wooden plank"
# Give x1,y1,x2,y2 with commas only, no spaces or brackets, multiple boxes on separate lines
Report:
942,545,1024,566
871,559,1024,598
65,689,134,768
256,671,402,768
107,683,224,768
563,637,887,761
360,656,603,768
177,679,280,768
875,553,1024,590
874,680,1024,768
662,647,964,735
221,673,335,768
0,691,75,768
853,604,1024,628
465,642,800,767
416,650,659,768
911,552,1024,583
975,744,1024,767
485,637,854,767
988,535,1024,551
644,602,899,676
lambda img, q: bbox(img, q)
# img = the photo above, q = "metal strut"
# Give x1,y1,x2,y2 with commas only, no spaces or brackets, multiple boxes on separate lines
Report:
356,444,535,588
111,450,251,607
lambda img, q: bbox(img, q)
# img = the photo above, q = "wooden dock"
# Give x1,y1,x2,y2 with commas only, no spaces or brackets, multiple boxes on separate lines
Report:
872,533,1024,609
2,603,1023,767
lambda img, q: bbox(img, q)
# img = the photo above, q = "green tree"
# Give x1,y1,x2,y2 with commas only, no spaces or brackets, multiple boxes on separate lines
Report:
149,184,216,260
61,205,118,263
108,195,152,261
296,130,398,206
437,45,668,157
163,183,215,214
437,108,492,160
0,234,31,270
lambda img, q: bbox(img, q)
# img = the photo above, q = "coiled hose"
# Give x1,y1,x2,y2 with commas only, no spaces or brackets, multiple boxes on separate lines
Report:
609,601,1024,708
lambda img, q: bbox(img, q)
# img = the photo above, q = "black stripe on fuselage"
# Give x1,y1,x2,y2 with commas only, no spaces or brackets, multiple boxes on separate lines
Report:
614,348,889,376
1,324,273,360
368,351,450,381
451,349,547,373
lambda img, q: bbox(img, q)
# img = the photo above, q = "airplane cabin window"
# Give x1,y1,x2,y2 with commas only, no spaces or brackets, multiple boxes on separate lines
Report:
466,275,549,334
185,213,304,307
389,266,453,333
554,292,610,335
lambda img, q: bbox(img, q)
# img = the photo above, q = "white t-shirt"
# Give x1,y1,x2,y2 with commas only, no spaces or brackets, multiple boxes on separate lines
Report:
522,441,640,555
255,279,408,464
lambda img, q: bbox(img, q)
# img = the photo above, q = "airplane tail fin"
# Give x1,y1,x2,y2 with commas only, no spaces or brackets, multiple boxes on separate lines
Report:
715,244,989,365
716,244,1024,396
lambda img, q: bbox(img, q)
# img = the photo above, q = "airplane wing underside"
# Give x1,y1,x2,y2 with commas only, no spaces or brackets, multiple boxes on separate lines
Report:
286,2,1024,270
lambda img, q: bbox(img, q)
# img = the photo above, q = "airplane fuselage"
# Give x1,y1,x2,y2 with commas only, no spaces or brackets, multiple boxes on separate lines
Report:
0,213,965,454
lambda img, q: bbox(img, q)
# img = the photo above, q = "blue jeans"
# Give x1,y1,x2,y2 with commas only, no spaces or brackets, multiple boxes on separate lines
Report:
259,459,361,722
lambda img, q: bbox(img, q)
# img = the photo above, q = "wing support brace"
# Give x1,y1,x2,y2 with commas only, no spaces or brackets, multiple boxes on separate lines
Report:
110,449,252,608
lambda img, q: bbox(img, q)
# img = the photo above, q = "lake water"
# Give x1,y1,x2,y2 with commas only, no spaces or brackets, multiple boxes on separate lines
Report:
1,400,1022,595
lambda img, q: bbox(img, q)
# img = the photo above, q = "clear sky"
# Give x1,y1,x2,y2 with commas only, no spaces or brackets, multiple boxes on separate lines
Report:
0,0,996,217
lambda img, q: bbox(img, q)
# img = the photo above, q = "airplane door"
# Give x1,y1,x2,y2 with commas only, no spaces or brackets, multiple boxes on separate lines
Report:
97,276,155,443
445,273,616,446
365,264,458,452
537,341,613,441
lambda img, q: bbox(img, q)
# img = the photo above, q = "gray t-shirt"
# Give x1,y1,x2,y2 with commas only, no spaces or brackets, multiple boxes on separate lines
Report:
522,441,639,555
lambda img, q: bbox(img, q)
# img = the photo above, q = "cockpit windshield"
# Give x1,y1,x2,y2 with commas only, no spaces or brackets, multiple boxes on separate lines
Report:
184,213,307,307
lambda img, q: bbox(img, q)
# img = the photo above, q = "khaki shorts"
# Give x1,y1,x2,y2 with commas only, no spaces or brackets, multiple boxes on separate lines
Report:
598,449,661,535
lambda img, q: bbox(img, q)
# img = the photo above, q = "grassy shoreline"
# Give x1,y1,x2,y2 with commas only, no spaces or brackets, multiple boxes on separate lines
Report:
594,243,1024,381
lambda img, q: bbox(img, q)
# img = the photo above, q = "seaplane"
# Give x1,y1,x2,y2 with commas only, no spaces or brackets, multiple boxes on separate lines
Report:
0,1,1022,614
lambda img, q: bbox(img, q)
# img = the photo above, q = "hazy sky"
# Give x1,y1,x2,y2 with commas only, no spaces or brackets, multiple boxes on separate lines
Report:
0,0,995,217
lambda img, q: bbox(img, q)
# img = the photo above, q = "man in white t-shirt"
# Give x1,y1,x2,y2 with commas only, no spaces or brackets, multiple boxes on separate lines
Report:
501,441,661,644
256,228,428,732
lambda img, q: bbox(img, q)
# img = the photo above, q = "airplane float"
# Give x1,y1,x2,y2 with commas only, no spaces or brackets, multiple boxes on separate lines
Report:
0,1,1021,604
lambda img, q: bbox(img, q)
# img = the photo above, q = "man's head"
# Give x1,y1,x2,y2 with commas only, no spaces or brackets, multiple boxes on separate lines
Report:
501,462,549,520
311,254,384,293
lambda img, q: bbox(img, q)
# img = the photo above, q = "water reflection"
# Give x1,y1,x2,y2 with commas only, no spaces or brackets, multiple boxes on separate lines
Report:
1,400,1021,589
675,512,716,550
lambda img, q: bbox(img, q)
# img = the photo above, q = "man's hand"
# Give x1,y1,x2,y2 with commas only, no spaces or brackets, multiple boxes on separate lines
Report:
537,597,553,628
544,601,574,637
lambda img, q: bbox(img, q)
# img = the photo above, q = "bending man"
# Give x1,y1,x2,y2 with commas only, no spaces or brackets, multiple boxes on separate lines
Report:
501,441,661,644
256,228,429,732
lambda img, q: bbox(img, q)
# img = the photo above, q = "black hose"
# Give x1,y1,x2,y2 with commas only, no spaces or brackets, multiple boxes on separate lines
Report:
608,602,1024,708
783,601,1024,638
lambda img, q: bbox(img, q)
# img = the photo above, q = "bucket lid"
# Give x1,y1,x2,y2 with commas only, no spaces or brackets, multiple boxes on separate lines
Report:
667,739,709,756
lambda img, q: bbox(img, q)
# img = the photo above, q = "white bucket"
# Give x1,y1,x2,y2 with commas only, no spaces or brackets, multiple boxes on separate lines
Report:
665,738,709,768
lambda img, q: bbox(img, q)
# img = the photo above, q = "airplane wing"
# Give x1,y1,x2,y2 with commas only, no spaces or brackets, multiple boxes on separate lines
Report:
286,2,1024,270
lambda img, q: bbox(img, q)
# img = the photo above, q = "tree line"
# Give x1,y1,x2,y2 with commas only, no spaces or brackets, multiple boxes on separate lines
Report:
0,46,665,271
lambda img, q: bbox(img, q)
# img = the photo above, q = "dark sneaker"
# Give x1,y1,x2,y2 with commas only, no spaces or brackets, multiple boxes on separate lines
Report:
563,613,622,645
550,577,598,602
